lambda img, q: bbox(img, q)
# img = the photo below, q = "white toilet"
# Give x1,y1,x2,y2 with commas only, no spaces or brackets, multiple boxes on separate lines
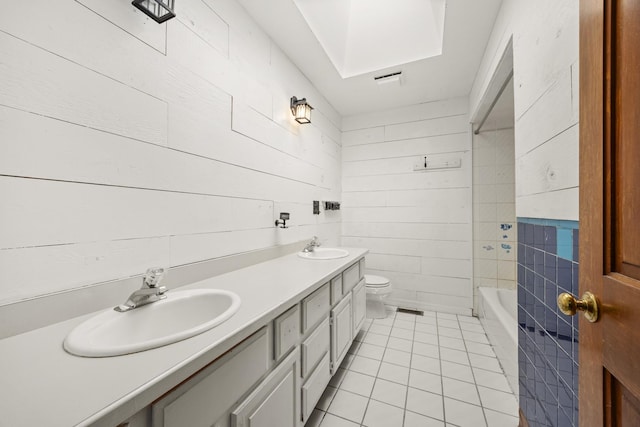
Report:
365,274,393,319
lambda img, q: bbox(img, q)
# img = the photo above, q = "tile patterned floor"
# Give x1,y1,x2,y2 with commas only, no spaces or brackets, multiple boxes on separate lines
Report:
305,309,519,427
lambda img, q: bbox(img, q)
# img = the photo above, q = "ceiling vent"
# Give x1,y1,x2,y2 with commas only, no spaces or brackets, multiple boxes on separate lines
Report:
374,71,403,88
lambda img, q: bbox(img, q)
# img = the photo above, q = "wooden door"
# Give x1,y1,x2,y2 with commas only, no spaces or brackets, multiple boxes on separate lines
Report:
580,0,640,425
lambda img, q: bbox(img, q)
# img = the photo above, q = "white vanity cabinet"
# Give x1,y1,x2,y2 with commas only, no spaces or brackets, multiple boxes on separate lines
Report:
231,349,300,427
330,293,352,374
145,257,366,427
351,278,366,338
151,328,270,427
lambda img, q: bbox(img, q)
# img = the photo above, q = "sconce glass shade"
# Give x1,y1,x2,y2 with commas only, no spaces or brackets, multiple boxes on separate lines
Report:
290,96,313,124
132,0,176,23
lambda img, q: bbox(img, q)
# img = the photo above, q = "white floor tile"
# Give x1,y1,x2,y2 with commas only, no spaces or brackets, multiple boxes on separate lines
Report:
477,386,519,416
404,411,446,427
395,312,418,322
394,319,416,331
363,332,389,347
411,354,441,375
316,386,338,411
377,362,410,385
326,389,368,424
440,361,474,383
437,312,458,320
387,336,413,353
415,323,439,335
412,341,440,359
414,331,439,345
416,314,437,325
357,342,386,360
439,348,470,366
438,327,463,339
472,368,513,393
457,315,481,325
483,408,519,427
458,322,485,333
465,342,495,357
339,370,375,397
382,348,412,367
362,399,405,427
442,377,480,405
369,324,392,336
409,369,443,395
462,330,490,345
438,336,466,351
405,387,444,420
391,327,415,340
319,412,360,427
468,353,502,373
349,355,381,377
371,378,408,408
443,397,487,427
437,319,460,329
373,317,394,327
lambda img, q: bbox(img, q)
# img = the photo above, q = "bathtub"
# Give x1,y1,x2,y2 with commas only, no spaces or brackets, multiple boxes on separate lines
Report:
478,287,518,397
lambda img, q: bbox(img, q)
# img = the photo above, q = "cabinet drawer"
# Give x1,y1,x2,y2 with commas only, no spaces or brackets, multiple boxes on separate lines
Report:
301,318,330,378
301,353,331,423
342,262,360,294
152,328,270,427
231,349,300,427
274,304,300,360
330,275,343,306
302,283,330,333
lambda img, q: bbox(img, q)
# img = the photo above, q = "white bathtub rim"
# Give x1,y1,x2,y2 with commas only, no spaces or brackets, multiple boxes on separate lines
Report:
478,287,518,347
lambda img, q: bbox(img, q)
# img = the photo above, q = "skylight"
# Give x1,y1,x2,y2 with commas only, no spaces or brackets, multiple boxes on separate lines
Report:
293,0,446,78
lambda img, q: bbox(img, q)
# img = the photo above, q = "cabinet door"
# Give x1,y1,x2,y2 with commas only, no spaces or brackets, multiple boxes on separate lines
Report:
330,293,352,374
352,278,366,337
231,348,299,427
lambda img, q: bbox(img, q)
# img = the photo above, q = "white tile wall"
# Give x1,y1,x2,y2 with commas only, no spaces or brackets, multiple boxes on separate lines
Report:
0,0,342,305
342,98,473,315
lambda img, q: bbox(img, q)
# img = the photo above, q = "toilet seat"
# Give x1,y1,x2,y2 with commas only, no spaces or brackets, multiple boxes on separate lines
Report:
365,274,390,288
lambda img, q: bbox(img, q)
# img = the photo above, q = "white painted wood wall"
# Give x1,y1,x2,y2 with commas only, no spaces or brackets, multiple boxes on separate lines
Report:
341,98,474,315
469,0,579,222
0,0,342,305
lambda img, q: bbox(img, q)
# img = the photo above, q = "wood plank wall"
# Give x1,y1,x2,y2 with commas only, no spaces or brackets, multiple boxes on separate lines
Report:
469,0,579,221
0,0,342,305
341,98,474,315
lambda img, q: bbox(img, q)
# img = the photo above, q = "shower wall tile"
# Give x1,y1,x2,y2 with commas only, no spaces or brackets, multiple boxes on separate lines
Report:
517,217,579,427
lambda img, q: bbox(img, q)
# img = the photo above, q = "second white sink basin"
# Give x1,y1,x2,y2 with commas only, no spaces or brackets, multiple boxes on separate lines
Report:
298,248,349,260
64,289,241,357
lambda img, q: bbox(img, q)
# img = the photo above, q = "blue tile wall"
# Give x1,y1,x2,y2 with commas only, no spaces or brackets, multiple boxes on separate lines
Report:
517,218,579,427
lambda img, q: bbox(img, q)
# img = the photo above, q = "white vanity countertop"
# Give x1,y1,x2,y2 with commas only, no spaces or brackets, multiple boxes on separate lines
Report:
0,248,368,427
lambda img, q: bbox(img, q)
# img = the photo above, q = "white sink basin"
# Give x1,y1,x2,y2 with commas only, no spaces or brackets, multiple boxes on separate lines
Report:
298,248,349,260
64,289,241,357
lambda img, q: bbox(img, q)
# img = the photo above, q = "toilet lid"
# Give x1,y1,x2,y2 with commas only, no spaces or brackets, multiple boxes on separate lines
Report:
365,274,389,287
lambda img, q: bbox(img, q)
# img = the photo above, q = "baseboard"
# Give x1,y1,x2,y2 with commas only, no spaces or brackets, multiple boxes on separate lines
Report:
386,297,474,317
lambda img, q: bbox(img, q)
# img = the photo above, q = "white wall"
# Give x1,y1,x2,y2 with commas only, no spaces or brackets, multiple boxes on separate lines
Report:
0,0,342,305
341,97,474,315
470,0,579,221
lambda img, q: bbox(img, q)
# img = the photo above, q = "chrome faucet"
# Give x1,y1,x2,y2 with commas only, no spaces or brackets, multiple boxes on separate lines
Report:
302,236,321,253
114,268,167,312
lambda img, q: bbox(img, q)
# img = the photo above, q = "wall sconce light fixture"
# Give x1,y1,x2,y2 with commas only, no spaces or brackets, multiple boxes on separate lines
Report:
132,0,176,23
275,212,290,228
290,96,313,124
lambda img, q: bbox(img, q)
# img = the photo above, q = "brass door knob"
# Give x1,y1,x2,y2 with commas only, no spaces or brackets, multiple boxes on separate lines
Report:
557,291,599,323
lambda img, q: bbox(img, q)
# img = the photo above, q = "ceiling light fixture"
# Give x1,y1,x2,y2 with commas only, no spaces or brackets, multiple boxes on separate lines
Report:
132,0,176,23
290,96,313,124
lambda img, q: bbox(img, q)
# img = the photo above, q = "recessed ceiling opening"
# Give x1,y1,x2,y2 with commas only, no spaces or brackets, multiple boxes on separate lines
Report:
293,0,446,79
